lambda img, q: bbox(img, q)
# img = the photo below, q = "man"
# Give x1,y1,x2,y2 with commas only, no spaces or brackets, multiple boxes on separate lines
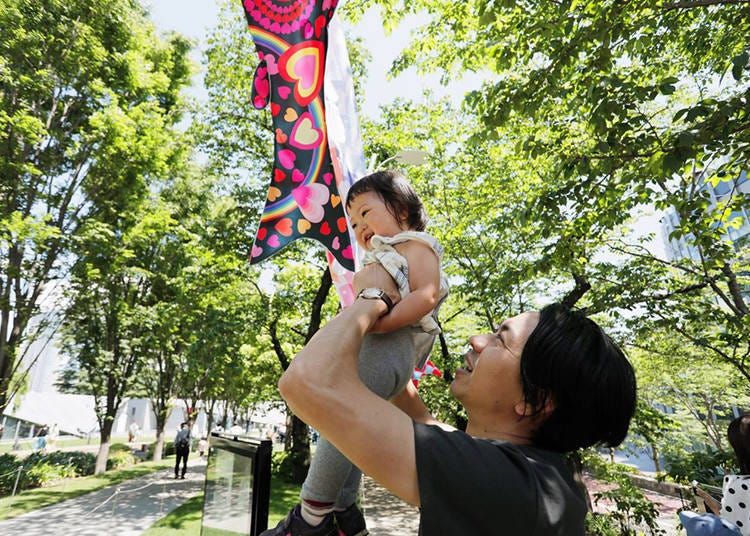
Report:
128,421,139,443
174,422,191,479
276,264,637,535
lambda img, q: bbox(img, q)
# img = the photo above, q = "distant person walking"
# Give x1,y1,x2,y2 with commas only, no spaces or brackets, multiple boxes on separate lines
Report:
34,425,48,452
174,422,191,479
47,424,59,449
128,421,140,443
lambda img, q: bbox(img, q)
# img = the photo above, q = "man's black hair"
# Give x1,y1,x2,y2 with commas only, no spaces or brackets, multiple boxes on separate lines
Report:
520,303,637,452
345,170,428,232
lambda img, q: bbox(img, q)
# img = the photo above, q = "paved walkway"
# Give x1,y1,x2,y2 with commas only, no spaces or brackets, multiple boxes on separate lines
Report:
362,476,419,535
0,457,206,536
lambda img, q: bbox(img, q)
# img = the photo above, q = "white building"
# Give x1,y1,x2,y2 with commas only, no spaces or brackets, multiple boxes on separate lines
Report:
661,169,749,263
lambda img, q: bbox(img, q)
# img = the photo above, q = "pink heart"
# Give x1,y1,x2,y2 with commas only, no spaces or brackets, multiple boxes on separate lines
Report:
254,76,269,98
265,55,279,75
267,235,281,248
332,236,340,250
260,17,270,29
251,245,263,258
304,21,314,39
292,183,329,223
291,20,301,31
292,169,305,182
342,246,353,259
278,86,291,99
270,22,280,33
323,172,333,185
278,149,296,169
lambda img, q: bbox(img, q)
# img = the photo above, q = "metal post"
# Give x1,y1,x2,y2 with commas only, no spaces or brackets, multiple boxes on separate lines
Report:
8,466,23,509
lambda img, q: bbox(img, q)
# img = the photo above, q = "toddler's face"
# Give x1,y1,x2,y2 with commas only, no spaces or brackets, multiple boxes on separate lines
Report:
347,191,405,249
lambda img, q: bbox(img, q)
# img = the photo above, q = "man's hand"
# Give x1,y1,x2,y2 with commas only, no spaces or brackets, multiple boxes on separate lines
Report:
353,263,401,310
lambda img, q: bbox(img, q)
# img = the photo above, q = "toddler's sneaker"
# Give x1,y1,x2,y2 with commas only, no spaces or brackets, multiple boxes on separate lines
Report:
260,504,337,536
334,503,369,536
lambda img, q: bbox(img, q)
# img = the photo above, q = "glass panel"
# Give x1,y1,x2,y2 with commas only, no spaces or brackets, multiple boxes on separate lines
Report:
202,444,254,535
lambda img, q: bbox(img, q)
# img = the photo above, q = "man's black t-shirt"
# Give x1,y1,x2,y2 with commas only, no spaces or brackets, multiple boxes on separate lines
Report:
414,422,586,535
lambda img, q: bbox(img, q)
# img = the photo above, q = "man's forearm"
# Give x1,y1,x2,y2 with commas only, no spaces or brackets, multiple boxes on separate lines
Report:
277,283,421,506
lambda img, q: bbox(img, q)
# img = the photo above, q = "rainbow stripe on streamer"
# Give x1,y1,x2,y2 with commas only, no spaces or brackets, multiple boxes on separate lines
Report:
250,26,328,223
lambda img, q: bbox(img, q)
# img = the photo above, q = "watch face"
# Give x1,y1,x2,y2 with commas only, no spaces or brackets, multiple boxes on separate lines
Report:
360,288,382,299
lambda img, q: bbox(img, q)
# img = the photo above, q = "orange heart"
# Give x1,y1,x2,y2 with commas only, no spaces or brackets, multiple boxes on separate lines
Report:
330,194,340,207
275,128,288,143
284,108,298,122
275,218,293,237
297,220,311,234
268,187,282,201
337,217,347,233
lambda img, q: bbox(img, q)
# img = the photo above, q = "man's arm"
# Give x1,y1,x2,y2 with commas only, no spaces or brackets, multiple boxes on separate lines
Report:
279,286,421,506
390,381,455,431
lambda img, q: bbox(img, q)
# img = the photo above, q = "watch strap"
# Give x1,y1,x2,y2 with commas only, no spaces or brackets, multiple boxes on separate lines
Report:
357,288,394,315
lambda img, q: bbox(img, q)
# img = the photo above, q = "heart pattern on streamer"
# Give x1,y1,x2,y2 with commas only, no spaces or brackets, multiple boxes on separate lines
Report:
242,0,352,270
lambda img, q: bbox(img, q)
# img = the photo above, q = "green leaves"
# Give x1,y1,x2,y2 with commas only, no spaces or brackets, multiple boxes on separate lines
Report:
731,51,748,81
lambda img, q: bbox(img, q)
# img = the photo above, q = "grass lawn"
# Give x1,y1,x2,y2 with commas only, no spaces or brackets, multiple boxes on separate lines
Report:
0,457,174,521
143,476,299,535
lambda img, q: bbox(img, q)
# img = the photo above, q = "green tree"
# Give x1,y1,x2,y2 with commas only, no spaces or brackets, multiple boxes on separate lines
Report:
0,0,192,413
347,0,750,387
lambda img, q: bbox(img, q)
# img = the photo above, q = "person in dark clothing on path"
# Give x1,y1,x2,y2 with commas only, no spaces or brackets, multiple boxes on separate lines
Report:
174,422,191,479
274,263,638,536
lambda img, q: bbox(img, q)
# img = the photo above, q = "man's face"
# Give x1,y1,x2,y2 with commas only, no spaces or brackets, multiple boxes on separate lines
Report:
450,312,539,417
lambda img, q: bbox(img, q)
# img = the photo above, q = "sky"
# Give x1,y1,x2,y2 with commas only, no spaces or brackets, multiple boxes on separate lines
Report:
143,0,482,118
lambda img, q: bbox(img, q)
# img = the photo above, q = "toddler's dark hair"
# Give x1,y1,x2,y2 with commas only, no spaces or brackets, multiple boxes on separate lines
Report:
345,170,428,231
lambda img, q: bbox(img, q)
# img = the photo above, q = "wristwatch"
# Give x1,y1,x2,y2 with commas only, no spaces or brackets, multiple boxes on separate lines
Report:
356,288,394,316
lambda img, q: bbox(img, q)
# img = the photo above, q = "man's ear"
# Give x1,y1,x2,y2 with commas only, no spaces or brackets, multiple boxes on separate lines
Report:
514,396,555,419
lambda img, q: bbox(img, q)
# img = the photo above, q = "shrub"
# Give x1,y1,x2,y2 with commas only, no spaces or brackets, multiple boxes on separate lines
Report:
271,450,309,484
145,440,175,460
27,451,96,477
109,442,133,454
663,447,736,487
106,449,136,470
0,453,23,495
24,461,76,489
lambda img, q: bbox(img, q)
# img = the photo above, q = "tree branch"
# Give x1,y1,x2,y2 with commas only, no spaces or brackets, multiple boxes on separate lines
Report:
268,319,289,371
721,263,749,315
305,266,332,343
651,280,713,300
561,272,591,308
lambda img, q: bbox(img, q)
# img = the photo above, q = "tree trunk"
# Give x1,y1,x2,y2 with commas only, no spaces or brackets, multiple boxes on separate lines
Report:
289,413,311,483
651,445,661,473
95,418,115,475
153,429,165,461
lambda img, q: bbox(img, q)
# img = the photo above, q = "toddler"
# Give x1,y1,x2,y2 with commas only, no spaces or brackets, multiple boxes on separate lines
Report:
264,170,449,536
